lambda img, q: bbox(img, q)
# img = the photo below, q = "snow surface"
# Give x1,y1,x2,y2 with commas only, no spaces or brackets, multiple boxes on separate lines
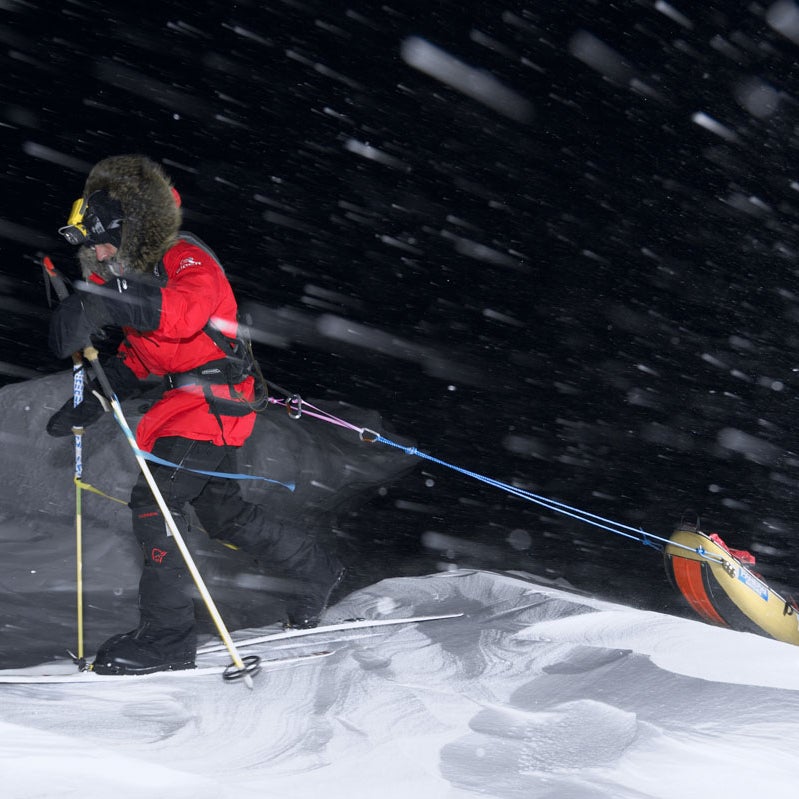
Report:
2,568,799,799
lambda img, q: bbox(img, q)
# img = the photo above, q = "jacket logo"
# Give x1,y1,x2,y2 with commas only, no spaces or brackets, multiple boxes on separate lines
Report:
151,548,168,564
176,256,201,275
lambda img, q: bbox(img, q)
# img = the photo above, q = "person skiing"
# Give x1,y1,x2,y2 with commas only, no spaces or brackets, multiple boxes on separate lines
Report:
47,154,343,675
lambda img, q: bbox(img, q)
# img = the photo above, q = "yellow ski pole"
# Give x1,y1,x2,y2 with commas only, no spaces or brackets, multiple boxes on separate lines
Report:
82,345,259,688
71,356,87,670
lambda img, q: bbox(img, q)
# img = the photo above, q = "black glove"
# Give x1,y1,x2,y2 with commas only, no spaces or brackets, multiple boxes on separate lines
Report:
48,279,162,360
46,356,144,437
46,388,106,437
93,277,162,332
48,291,111,359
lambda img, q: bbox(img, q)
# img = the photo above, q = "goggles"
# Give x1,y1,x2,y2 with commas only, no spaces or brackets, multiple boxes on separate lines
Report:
58,198,90,245
58,190,124,248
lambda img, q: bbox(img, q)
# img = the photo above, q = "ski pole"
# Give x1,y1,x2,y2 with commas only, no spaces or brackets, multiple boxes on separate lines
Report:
71,356,86,669
82,345,259,688
43,257,89,668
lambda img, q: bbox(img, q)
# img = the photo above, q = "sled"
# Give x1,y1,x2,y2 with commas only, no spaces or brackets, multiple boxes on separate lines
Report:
664,527,799,646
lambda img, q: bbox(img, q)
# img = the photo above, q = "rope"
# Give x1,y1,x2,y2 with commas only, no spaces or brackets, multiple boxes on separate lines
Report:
275,396,727,567
76,376,723,566
67,428,296,510
72,360,724,564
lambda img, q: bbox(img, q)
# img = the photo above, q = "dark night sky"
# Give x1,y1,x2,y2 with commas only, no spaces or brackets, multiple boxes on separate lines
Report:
3,0,799,615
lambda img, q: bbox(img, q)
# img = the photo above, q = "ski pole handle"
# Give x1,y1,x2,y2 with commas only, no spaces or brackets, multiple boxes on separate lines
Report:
43,256,87,368
82,345,115,398
42,256,69,301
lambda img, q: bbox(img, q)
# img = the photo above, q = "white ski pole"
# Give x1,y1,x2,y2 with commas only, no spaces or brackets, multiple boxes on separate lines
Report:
83,346,259,688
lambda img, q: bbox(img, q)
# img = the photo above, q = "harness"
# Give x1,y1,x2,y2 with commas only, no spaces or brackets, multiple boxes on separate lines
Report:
159,232,267,421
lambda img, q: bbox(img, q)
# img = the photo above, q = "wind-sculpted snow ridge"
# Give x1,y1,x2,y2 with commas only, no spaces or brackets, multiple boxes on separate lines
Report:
2,569,799,798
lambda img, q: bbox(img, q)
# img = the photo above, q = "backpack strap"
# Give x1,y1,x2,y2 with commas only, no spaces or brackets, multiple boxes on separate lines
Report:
159,233,268,423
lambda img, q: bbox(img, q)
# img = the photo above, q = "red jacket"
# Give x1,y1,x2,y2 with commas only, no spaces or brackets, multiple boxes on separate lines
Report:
116,238,256,452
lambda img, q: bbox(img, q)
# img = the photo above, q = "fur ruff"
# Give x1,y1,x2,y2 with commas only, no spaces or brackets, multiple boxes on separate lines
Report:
77,155,181,279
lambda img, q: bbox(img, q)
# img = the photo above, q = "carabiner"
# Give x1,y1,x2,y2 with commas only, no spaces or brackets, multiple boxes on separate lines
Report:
287,394,303,419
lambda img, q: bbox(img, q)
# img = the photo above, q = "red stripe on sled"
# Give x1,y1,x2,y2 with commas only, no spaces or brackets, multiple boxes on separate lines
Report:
671,557,727,627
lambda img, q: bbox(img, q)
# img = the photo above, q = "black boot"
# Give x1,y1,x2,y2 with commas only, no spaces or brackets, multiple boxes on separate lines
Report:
284,565,345,630
93,622,196,675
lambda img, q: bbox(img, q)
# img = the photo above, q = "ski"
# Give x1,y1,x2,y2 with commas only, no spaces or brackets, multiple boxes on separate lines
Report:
0,613,462,684
197,612,464,656
0,649,332,685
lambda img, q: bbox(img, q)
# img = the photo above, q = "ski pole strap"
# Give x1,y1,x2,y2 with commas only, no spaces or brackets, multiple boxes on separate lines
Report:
74,477,129,505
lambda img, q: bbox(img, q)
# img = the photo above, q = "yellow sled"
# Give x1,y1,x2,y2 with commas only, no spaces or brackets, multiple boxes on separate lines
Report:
664,527,799,646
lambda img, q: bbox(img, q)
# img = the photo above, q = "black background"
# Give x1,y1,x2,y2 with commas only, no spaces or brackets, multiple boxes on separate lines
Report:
3,0,799,618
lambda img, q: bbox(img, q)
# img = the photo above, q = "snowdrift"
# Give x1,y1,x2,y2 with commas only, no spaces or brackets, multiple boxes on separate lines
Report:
2,568,799,799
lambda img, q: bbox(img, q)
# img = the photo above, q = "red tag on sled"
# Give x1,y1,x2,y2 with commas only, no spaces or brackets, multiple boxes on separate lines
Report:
708,533,756,565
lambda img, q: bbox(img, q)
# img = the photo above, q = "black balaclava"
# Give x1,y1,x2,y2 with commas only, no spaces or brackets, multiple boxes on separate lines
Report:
84,190,124,249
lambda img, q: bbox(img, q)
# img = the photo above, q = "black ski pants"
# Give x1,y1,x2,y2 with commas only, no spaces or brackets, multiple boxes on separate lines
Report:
129,436,340,633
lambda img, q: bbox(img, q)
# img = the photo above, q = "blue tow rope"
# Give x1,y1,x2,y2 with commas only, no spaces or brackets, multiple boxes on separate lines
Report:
108,384,716,564
371,432,725,564
270,396,713,560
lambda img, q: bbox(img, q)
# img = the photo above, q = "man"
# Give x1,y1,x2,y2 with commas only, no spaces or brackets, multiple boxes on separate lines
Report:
48,154,343,675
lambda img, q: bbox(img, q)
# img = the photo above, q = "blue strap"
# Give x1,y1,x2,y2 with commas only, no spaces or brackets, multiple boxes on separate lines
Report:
139,449,296,491
110,397,295,491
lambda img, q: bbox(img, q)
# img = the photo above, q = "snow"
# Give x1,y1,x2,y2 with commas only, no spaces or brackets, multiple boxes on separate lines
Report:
3,569,799,799
400,37,534,123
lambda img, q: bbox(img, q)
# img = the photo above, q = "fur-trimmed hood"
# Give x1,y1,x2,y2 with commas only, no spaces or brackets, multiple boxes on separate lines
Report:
77,155,181,279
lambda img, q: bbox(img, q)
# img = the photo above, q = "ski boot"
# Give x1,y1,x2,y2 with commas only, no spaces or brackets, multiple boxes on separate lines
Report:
284,566,345,630
93,623,196,675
